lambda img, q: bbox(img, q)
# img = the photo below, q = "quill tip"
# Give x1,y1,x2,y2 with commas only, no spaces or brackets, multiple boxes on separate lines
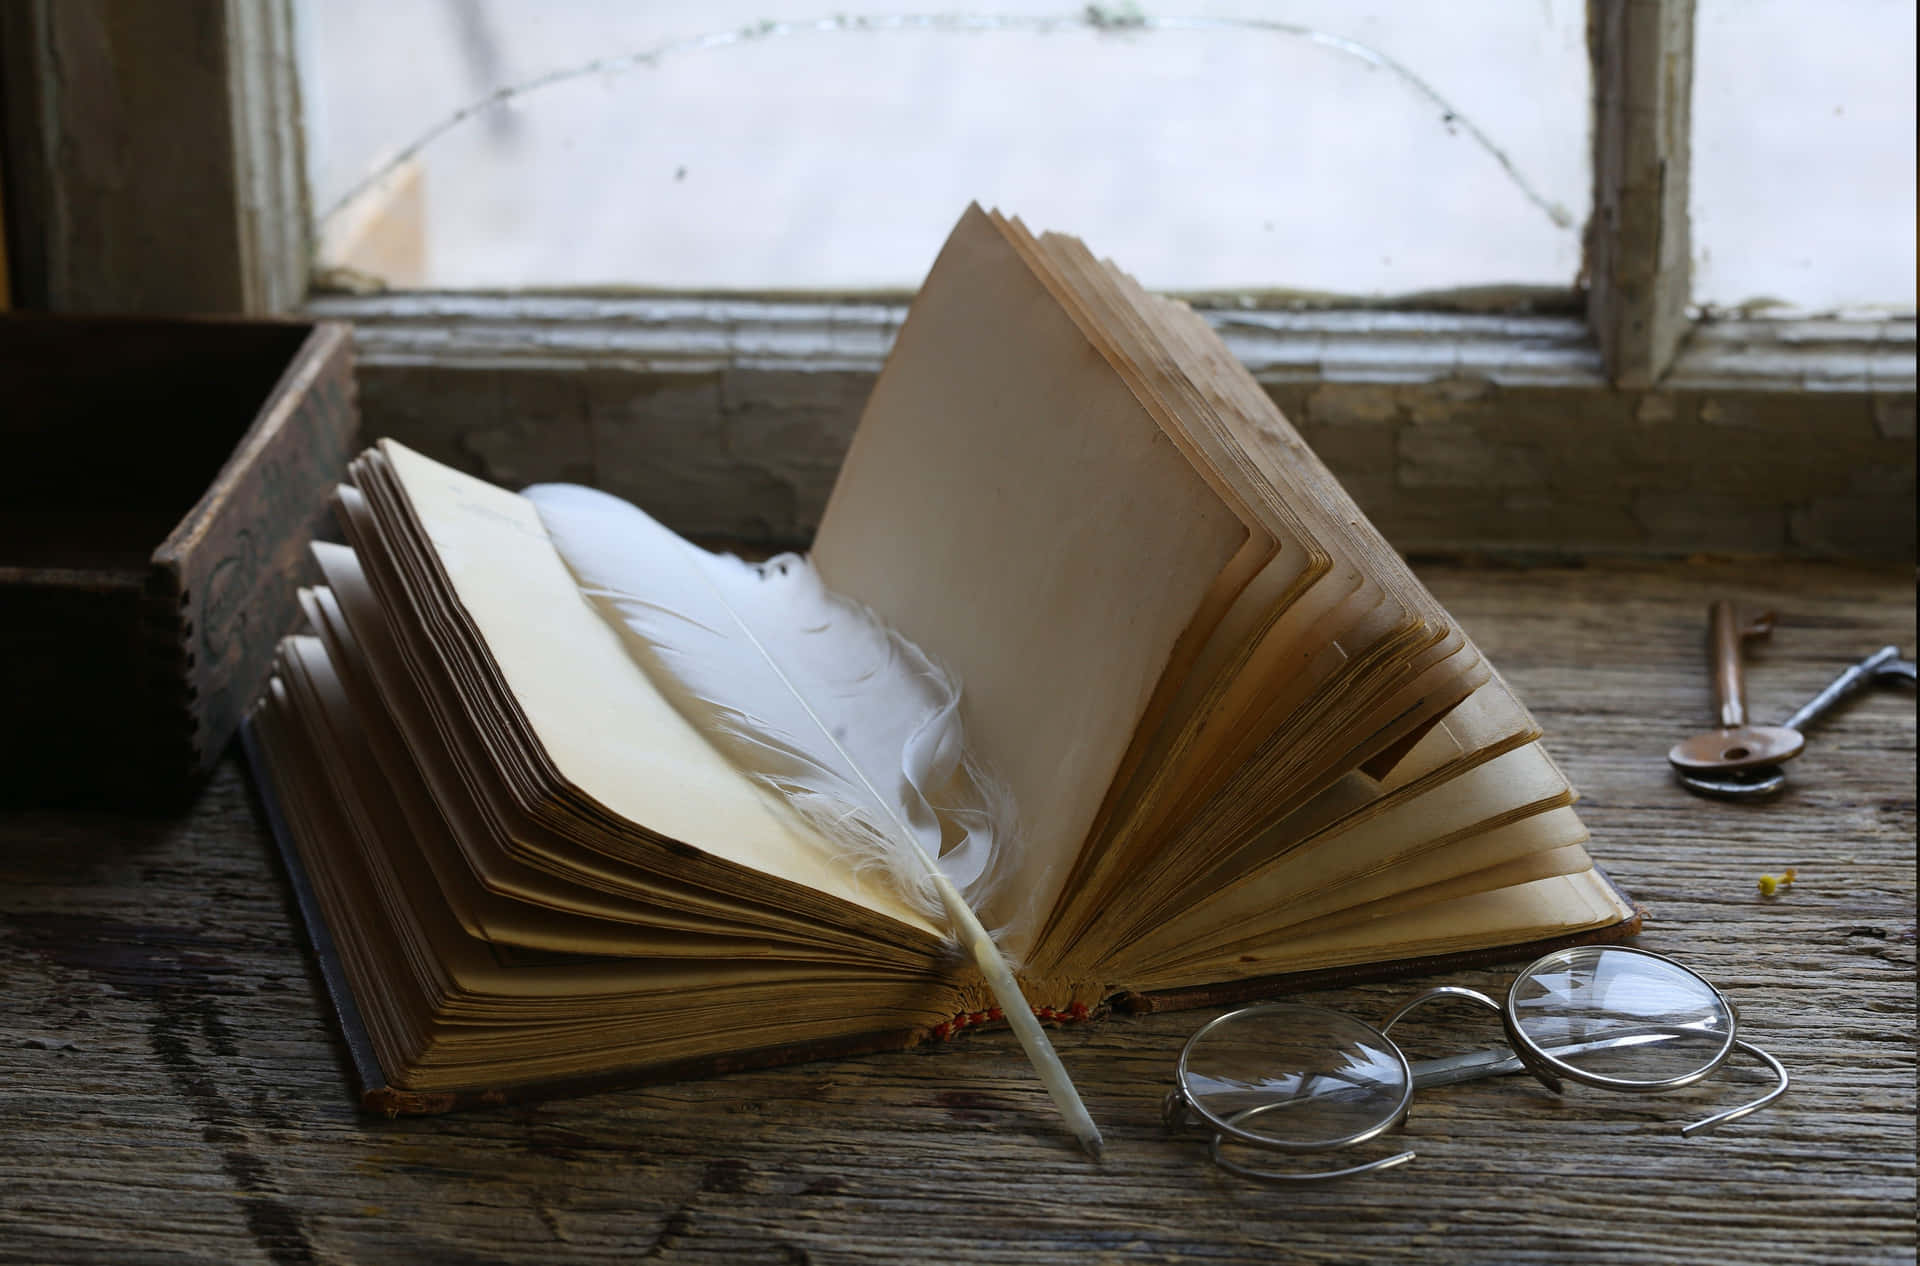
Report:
1077,1126,1106,1163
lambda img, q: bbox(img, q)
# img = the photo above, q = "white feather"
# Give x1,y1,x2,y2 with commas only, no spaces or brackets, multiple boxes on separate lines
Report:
521,482,999,912
524,482,1102,1157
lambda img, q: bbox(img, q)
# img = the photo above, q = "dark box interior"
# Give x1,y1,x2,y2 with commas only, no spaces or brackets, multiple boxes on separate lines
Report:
0,314,356,808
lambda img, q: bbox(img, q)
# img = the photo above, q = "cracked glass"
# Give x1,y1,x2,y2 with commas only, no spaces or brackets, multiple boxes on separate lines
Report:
297,1,1590,297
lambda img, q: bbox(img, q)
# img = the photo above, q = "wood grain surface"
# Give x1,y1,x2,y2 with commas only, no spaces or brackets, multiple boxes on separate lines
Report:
1,558,1912,1265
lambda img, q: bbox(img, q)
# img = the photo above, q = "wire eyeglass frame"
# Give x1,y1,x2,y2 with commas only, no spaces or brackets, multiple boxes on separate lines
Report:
1162,945,1789,1182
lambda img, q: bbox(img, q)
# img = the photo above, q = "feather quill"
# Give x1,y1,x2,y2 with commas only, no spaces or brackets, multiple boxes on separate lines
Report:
525,482,1102,1158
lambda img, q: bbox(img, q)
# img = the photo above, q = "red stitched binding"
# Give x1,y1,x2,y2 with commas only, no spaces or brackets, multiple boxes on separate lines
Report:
929,999,1093,1041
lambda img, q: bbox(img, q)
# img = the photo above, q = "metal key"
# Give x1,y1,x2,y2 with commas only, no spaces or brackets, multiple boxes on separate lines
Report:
1668,601,1807,775
1678,645,1917,798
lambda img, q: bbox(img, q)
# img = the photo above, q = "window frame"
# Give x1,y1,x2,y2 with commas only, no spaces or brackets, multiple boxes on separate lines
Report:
2,0,1912,557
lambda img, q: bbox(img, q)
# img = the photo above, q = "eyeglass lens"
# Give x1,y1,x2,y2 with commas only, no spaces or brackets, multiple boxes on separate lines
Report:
1509,947,1733,1085
1179,1003,1409,1148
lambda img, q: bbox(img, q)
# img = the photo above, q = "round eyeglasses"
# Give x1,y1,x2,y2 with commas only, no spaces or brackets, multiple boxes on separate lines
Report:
1162,945,1789,1182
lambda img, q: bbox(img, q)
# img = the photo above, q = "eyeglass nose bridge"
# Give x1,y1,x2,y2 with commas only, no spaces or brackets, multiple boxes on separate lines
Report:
1381,982,1571,1097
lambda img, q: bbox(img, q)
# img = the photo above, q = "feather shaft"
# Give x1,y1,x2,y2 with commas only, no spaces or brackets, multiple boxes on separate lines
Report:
930,869,1104,1159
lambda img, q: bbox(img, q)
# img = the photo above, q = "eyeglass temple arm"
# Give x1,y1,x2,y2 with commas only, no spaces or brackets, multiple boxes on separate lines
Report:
1163,1091,1417,1183
1678,1039,1789,1137
1404,1034,1789,1134
1207,1134,1416,1183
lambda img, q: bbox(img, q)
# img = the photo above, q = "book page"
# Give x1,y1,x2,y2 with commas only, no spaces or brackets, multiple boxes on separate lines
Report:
1121,870,1636,991
379,440,935,934
812,205,1247,952
1210,871,1636,976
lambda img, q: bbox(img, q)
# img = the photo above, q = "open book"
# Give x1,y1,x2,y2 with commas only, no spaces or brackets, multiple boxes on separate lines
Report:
244,206,1637,1113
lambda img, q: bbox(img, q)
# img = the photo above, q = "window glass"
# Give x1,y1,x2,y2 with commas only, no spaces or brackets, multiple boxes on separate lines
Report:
298,1,1590,296
1692,0,1917,317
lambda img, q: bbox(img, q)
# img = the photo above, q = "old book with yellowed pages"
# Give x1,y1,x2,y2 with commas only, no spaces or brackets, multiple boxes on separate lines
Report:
243,205,1637,1114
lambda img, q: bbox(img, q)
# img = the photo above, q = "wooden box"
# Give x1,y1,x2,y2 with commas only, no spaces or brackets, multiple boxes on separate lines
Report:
0,316,358,807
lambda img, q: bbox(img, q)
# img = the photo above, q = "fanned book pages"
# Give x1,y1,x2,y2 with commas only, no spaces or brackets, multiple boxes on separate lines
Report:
243,205,1638,1120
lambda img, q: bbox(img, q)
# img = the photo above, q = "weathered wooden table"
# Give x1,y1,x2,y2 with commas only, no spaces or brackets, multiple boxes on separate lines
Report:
2,559,1913,1265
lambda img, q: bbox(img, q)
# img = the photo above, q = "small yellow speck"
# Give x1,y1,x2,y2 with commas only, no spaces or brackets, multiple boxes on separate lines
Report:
1757,874,1779,897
